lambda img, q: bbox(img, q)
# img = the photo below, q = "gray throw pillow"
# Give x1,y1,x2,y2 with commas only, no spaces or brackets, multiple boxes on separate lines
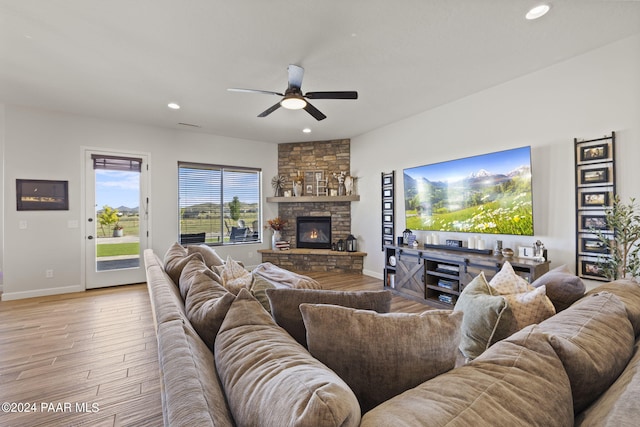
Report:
531,264,585,311
301,304,462,413
266,288,392,347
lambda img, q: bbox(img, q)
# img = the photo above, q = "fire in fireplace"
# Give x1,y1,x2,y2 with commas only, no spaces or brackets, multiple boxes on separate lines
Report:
296,216,332,249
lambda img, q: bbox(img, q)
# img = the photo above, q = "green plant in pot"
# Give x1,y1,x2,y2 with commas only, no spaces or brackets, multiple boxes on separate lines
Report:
592,196,640,281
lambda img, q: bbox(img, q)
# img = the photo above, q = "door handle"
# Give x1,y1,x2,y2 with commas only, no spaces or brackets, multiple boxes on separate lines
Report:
88,236,94,240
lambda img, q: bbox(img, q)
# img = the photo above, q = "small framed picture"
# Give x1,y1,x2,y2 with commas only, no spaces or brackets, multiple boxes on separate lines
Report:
382,174,393,186
383,214,392,222
578,165,612,186
578,256,608,281
383,189,392,198
16,179,69,211
383,201,393,210
579,235,611,255
579,189,612,209
577,139,613,164
304,171,316,196
579,213,611,232
383,226,393,235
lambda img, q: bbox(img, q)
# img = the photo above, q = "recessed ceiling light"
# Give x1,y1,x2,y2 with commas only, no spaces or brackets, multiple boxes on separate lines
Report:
167,102,181,110
526,4,550,20
302,128,311,133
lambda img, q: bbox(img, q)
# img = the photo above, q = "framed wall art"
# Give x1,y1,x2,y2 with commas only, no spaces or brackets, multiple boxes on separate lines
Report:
574,131,616,281
16,179,69,211
381,171,395,250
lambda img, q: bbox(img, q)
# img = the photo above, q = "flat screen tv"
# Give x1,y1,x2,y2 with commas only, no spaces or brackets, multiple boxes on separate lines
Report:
403,146,534,236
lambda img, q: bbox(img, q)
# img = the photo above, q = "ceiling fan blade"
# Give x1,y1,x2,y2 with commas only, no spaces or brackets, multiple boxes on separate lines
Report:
228,88,283,96
258,102,282,118
305,91,358,100
303,102,326,121
287,64,304,89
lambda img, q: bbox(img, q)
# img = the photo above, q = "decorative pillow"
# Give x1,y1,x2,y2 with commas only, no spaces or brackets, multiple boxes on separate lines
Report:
187,244,225,267
585,279,640,335
178,256,209,300
538,291,635,413
532,264,585,312
184,270,235,349
214,289,361,427
250,275,276,313
301,303,462,413
489,261,555,339
219,256,252,295
489,261,533,294
163,242,204,285
266,288,393,347
453,272,509,359
360,325,574,427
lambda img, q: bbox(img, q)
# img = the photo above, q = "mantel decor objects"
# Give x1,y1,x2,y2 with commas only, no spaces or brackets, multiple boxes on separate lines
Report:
16,179,69,211
574,132,616,281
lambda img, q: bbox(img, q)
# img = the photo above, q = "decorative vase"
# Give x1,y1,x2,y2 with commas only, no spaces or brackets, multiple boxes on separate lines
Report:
293,181,303,197
271,230,281,250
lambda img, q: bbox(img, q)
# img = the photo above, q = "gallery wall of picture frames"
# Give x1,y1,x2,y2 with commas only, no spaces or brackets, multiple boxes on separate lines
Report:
381,171,395,250
574,131,616,281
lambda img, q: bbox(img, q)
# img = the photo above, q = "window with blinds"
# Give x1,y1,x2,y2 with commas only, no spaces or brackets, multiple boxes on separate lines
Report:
178,162,261,245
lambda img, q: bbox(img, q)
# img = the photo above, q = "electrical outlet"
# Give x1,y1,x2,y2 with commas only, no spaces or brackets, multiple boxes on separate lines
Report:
45,269,54,278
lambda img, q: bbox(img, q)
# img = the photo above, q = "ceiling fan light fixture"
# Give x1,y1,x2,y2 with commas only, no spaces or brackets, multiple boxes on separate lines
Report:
526,4,550,20
280,96,307,110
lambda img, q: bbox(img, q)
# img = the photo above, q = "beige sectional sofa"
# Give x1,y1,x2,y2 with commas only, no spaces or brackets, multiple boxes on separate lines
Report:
145,247,640,426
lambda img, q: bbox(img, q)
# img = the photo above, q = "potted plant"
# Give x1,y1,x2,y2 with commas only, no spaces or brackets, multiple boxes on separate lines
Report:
113,221,124,237
98,205,121,238
592,196,640,281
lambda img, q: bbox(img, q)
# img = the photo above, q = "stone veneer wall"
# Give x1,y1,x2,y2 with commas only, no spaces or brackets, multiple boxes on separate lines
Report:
276,139,352,248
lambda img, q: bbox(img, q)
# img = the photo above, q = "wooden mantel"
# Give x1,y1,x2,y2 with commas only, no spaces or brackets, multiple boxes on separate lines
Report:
266,195,359,203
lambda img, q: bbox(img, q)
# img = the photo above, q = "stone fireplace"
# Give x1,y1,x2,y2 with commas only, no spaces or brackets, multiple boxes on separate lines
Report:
296,216,332,249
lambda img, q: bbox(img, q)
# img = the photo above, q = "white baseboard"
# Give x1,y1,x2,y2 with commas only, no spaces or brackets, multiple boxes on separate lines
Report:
363,269,383,280
1,284,84,301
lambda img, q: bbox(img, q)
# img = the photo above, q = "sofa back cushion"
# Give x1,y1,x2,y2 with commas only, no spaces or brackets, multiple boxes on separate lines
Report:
584,279,640,335
538,291,635,413
164,241,205,287
266,288,392,347
360,325,573,426
301,304,462,413
184,270,235,350
186,243,225,267
214,289,361,427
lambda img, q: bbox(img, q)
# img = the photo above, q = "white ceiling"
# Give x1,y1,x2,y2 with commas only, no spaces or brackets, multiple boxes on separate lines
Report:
1,1,640,143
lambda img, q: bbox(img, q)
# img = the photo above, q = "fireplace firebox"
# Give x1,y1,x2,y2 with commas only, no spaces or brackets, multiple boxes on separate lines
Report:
296,216,332,249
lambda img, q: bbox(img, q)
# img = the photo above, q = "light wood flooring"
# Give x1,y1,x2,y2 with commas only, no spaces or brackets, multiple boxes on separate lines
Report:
0,272,427,426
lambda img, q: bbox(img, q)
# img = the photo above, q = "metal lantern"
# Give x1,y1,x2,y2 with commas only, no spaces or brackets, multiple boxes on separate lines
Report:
402,229,413,245
346,234,357,252
337,239,345,252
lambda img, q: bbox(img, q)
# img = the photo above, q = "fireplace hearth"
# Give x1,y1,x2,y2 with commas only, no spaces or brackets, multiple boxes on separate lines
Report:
296,216,332,249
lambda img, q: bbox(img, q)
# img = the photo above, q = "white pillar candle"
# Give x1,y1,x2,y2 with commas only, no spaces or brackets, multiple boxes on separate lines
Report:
468,237,475,249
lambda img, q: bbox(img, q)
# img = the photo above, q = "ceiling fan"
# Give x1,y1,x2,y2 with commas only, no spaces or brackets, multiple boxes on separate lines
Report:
227,64,358,121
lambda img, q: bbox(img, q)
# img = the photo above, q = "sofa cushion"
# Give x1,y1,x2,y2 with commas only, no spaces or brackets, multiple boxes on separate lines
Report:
360,325,573,427
585,279,640,336
538,291,635,413
453,272,509,359
219,256,252,294
178,256,211,300
575,340,640,425
266,288,392,347
164,242,205,287
186,243,225,267
532,264,585,312
214,289,361,427
253,261,322,290
301,303,462,413
184,270,235,349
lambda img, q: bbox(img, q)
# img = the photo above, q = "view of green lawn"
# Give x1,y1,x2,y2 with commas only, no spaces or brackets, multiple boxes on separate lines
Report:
97,242,140,257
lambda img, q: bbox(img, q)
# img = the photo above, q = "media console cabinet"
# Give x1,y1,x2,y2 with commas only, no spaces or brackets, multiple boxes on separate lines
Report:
383,244,550,309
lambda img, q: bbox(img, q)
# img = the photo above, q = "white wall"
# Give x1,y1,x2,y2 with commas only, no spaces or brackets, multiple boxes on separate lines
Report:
1,106,277,299
352,34,640,288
